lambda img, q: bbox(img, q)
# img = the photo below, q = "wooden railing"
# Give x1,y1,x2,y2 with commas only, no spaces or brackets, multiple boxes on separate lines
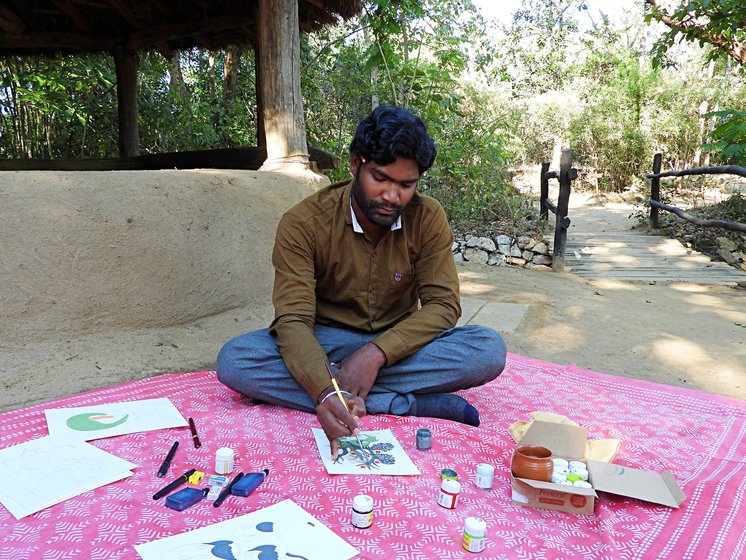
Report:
646,153,746,233
540,148,577,272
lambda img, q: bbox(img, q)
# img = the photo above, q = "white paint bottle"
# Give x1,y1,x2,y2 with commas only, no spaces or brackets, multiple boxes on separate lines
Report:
438,479,461,509
475,463,495,489
215,447,234,475
351,494,374,529
463,516,487,553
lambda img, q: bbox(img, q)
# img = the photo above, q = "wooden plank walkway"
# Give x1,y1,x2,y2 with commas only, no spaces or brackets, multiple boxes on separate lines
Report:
563,230,745,285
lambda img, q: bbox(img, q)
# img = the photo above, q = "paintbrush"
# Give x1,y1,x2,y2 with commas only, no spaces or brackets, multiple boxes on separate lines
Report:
325,361,369,467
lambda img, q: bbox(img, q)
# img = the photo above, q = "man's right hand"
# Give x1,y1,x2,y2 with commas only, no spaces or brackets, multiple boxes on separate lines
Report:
316,391,366,460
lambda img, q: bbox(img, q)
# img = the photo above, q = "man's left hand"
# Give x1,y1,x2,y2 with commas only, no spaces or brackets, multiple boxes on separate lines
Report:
335,343,386,400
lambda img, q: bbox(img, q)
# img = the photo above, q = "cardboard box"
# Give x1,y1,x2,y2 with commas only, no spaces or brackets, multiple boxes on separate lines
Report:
510,421,686,515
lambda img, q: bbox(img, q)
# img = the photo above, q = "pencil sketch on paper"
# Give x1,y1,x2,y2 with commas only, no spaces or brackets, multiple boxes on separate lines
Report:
0,436,135,519
134,499,358,560
312,428,420,475
44,398,188,441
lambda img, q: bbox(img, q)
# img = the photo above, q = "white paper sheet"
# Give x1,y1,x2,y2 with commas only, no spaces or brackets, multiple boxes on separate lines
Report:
134,499,358,560
44,397,188,441
0,436,136,519
312,428,420,475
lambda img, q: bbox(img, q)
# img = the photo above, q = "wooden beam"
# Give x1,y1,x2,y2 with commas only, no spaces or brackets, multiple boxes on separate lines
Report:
0,147,339,171
50,0,97,34
125,11,252,52
103,0,148,30
0,32,119,51
0,5,26,35
113,47,140,157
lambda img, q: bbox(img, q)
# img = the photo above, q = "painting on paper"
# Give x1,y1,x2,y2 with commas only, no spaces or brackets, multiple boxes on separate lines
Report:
44,398,188,441
312,428,420,475
134,499,358,560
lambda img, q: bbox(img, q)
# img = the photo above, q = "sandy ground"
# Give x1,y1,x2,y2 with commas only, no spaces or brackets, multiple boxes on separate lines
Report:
2,192,744,413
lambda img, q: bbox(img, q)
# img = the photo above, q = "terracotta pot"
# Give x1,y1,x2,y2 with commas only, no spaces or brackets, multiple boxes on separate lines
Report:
511,445,553,482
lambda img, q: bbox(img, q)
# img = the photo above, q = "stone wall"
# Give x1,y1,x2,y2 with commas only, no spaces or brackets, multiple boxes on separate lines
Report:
453,233,553,270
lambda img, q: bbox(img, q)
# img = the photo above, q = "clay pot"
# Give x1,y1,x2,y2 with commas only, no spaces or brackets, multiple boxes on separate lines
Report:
511,445,553,482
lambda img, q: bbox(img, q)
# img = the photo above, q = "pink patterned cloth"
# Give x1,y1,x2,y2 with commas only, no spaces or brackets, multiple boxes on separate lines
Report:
1,353,744,560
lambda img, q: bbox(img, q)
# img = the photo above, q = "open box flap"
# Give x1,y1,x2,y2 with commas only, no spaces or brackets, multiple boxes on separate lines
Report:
515,476,597,497
587,460,686,508
519,421,588,460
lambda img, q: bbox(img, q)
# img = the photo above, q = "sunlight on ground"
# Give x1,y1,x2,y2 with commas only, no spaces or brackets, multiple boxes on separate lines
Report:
589,280,641,291
459,281,499,296
652,336,709,368
670,283,713,293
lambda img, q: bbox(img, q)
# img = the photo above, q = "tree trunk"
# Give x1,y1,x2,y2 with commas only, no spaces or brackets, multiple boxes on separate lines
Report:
167,51,190,109
220,45,241,146
257,0,309,170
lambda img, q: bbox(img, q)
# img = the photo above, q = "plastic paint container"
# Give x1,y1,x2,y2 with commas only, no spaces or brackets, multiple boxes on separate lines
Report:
351,494,374,529
437,479,461,509
463,516,487,552
215,447,235,475
416,428,432,450
440,468,458,481
475,463,494,490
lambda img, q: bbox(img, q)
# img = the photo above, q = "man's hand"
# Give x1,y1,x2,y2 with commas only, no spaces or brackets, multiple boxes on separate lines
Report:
335,343,386,400
316,390,366,460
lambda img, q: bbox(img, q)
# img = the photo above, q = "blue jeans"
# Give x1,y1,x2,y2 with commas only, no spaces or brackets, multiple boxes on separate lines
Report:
216,325,506,416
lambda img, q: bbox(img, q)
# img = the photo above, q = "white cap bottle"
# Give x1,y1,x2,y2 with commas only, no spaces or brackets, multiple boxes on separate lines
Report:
215,447,234,475
463,516,487,552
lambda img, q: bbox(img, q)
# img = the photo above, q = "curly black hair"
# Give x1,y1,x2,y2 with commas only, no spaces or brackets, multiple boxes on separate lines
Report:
349,106,436,173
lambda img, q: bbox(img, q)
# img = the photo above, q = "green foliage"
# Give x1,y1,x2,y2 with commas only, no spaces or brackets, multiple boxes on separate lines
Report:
301,0,521,231
702,109,746,165
644,0,746,67
0,54,117,158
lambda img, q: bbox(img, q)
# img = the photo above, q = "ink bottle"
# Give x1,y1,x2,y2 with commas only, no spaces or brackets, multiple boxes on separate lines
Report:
416,428,432,450
351,494,374,529
165,487,209,511
474,463,494,490
463,516,487,553
215,447,234,475
437,479,461,509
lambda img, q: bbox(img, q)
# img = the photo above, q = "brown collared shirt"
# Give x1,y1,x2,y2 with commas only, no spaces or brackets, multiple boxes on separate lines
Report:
269,179,461,402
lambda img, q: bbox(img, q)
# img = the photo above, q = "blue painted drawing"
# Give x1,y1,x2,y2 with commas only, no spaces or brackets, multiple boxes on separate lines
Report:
335,434,396,470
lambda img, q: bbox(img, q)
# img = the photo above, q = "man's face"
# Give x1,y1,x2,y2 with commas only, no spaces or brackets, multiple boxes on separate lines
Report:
350,155,420,229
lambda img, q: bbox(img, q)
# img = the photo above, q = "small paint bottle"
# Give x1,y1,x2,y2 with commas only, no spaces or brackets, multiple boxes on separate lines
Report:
474,463,494,490
437,479,461,509
440,468,458,481
416,428,432,450
351,494,374,529
463,516,487,553
215,447,234,475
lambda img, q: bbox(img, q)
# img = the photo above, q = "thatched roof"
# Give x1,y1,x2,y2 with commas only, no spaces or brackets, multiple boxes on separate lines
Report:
0,0,363,55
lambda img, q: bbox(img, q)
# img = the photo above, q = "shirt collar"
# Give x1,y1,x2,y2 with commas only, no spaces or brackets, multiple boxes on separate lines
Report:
349,195,402,233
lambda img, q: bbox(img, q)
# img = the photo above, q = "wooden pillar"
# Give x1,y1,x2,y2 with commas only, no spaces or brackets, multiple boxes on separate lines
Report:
650,153,662,229
539,162,550,221
113,47,140,157
254,42,266,148
257,0,309,170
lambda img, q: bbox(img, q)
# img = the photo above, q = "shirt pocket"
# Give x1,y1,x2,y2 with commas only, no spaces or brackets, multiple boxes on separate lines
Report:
384,268,416,299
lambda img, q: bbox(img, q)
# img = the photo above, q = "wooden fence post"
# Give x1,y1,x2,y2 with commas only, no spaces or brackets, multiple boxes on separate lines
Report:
540,162,550,221
552,148,574,272
650,153,662,229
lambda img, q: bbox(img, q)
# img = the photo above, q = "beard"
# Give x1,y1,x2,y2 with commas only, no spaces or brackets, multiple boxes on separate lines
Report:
351,179,404,228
